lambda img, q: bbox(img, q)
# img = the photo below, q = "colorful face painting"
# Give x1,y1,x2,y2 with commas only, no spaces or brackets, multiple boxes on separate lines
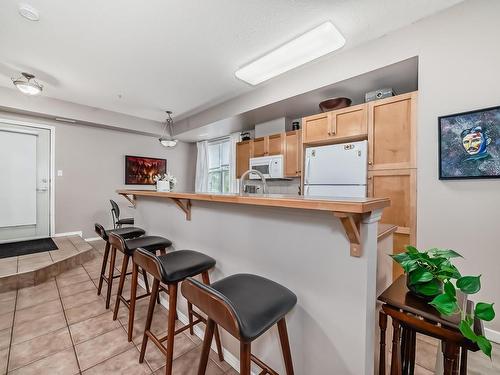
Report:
439,106,500,179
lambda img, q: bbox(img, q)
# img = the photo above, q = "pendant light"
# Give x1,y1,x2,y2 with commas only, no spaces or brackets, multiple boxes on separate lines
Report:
12,72,43,95
159,110,178,148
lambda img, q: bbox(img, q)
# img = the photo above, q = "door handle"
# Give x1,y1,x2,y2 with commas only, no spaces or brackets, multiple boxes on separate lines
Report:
36,188,48,192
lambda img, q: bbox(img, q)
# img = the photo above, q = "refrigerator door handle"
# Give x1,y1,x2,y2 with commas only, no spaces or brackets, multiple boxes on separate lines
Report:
305,156,311,184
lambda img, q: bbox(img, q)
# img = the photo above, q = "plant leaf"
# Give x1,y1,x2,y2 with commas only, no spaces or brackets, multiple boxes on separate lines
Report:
414,279,442,296
405,245,419,254
476,335,493,358
390,253,410,265
457,275,481,294
475,303,495,322
438,264,462,279
430,293,459,315
409,268,434,285
444,280,456,298
459,320,478,342
428,248,463,259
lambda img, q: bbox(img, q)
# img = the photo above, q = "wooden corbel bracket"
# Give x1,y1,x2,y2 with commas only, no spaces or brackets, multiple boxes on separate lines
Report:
172,198,192,221
334,212,362,257
119,193,137,208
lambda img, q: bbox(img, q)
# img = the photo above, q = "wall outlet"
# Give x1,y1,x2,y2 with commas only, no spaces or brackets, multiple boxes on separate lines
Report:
57,170,63,177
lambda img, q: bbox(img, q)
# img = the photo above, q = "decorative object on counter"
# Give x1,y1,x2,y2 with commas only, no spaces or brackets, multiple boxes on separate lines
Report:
154,172,177,192
364,87,394,102
391,245,495,358
125,155,166,185
292,121,300,130
319,97,351,112
241,131,251,141
159,110,178,148
439,105,500,180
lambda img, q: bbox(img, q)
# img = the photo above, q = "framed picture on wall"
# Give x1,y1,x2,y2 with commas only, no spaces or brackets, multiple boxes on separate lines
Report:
125,155,166,185
438,105,500,179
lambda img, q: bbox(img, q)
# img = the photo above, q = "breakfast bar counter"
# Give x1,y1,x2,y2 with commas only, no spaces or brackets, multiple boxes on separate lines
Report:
117,189,390,374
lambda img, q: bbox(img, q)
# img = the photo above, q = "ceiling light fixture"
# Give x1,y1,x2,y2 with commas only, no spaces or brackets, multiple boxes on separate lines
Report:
235,21,345,85
159,111,178,148
11,72,43,95
18,4,39,21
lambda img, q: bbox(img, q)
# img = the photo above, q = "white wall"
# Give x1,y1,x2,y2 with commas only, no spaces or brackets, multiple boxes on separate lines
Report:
0,111,196,238
179,0,500,332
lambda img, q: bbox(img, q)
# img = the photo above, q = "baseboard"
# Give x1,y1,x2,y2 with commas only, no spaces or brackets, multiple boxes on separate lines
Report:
485,328,500,344
53,231,83,238
84,236,101,242
136,278,253,374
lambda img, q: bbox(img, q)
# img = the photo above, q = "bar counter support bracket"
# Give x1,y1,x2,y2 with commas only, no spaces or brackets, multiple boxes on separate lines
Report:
120,193,137,208
334,213,362,257
172,198,192,221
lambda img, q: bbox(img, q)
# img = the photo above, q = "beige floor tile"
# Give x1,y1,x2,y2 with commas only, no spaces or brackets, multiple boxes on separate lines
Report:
75,327,134,370
82,347,150,375
0,258,18,277
0,327,11,350
0,297,16,315
65,299,108,325
8,347,79,375
14,299,62,326
51,237,78,252
49,248,78,262
16,280,59,310
58,279,96,298
12,311,67,345
69,311,121,344
414,364,434,374
0,312,14,331
0,290,16,303
62,288,102,310
415,338,438,371
0,347,8,375
8,327,72,371
155,345,225,375
56,271,91,288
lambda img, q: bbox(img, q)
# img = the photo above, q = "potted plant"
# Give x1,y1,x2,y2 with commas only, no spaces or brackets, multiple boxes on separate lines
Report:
391,246,495,358
154,172,177,192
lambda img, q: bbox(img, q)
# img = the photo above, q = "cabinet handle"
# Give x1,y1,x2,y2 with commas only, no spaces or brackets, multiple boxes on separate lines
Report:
327,131,331,136
368,161,373,165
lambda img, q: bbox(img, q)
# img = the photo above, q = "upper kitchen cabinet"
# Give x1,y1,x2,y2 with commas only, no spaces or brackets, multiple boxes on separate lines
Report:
302,103,367,145
252,134,284,157
236,140,253,178
368,92,417,170
284,130,302,177
253,137,266,157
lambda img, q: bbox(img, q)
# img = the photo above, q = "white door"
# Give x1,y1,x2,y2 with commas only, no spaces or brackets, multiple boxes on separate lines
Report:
304,184,367,198
0,122,52,242
305,141,368,185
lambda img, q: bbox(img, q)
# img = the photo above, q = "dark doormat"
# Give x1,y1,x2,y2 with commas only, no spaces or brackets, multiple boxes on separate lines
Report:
0,238,58,259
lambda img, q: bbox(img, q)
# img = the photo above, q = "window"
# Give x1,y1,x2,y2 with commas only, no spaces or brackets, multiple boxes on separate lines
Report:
207,139,230,193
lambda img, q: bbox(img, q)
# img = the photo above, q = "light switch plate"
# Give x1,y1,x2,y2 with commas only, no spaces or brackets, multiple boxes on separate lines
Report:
57,170,63,176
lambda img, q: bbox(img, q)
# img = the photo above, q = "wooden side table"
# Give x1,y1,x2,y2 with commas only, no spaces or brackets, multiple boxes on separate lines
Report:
378,276,483,375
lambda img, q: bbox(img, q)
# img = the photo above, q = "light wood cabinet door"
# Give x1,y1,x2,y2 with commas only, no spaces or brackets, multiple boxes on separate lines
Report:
284,130,301,177
268,133,284,155
236,141,253,178
368,92,417,170
331,104,368,139
253,137,266,157
302,112,331,143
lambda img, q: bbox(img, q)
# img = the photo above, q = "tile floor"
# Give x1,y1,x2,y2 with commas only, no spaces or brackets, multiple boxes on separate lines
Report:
0,238,498,374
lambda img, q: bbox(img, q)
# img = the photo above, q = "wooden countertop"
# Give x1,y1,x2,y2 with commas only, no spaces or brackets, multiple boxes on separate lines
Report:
116,190,390,214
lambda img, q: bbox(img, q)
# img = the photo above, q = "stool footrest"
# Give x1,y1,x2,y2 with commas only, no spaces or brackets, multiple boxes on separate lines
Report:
251,354,279,375
119,292,151,308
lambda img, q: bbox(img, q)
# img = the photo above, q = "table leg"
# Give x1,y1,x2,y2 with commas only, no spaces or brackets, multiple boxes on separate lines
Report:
391,318,402,375
408,329,416,375
379,311,387,375
442,341,459,375
459,346,467,375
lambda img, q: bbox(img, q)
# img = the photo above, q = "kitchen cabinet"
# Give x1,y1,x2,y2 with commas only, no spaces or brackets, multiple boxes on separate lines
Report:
368,92,417,170
253,137,266,157
236,140,253,178
268,133,284,155
302,103,367,144
284,130,302,177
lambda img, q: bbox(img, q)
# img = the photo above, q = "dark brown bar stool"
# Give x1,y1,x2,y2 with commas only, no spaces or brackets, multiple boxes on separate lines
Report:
94,223,146,308
108,232,172,340
181,273,297,375
132,247,224,375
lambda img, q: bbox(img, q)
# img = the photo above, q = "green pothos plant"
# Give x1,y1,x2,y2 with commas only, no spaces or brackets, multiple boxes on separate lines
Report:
391,246,495,358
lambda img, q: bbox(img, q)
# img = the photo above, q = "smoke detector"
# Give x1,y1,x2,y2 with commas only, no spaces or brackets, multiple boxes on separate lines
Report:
18,4,39,21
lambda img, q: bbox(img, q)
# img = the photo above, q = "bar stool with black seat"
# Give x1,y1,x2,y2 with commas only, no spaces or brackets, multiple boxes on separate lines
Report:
181,273,297,375
94,223,146,308
132,247,224,375
110,199,135,228
109,232,172,340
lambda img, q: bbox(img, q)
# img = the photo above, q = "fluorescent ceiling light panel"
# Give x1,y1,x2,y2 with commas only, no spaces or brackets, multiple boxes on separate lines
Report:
235,21,345,85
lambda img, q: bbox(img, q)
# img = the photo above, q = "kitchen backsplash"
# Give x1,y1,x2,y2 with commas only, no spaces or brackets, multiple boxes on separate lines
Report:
266,178,301,195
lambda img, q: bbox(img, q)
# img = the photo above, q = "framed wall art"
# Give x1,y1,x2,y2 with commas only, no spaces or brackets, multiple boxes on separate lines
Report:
125,155,166,185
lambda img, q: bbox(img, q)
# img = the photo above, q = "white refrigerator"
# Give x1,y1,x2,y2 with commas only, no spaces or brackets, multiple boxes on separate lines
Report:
304,140,368,198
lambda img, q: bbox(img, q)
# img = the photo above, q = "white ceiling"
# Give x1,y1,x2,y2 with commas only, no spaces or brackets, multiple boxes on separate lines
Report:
0,0,462,123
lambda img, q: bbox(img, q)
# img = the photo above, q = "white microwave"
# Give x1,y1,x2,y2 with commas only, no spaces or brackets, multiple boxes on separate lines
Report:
249,155,284,179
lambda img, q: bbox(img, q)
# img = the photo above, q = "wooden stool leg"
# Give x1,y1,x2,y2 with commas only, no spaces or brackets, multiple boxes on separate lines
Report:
105,247,117,309
240,342,251,375
187,302,194,335
197,319,215,375
277,318,294,375
390,318,402,375
165,283,178,375
140,278,159,363
379,311,387,375
201,271,224,362
142,268,150,293
127,262,139,342
97,242,110,295
113,254,130,320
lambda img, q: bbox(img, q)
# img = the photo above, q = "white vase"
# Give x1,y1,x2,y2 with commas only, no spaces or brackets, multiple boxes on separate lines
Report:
156,180,170,192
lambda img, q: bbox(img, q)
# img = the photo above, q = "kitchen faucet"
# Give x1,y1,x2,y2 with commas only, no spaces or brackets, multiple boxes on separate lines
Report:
239,169,269,194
